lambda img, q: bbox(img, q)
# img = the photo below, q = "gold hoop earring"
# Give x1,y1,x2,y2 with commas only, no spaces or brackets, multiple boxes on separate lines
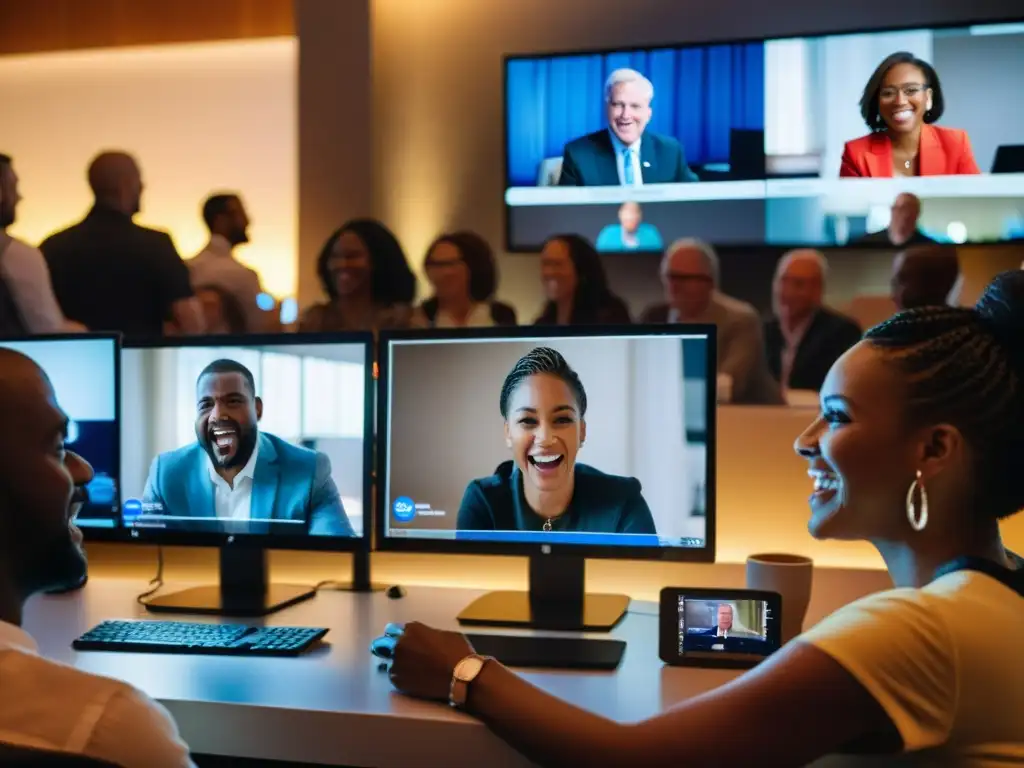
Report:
906,470,928,532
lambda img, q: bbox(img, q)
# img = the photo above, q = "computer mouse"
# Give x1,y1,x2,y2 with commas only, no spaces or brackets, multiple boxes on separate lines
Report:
385,584,406,599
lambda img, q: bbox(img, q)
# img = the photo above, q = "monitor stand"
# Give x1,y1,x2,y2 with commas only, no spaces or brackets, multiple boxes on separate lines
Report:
456,555,629,632
143,546,316,618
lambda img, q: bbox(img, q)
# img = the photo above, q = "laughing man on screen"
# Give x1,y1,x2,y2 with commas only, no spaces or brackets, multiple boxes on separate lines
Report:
141,359,354,537
558,68,699,187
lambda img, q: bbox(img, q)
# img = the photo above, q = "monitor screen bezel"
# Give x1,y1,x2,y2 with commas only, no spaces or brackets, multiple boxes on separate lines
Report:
501,14,1024,253
0,332,123,540
376,323,717,562
110,332,375,552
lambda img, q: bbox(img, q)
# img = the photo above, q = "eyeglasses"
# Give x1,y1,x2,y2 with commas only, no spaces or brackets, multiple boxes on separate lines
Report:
879,84,927,101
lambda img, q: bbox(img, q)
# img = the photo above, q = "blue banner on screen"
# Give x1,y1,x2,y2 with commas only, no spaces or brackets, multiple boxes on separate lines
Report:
383,332,710,550
504,22,1024,251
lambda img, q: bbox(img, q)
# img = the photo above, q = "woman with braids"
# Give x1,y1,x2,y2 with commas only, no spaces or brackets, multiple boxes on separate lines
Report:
455,347,656,535
375,272,1024,767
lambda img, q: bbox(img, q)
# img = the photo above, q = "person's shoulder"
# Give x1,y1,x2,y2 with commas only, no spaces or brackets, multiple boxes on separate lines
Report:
648,132,683,152
38,222,82,253
489,300,517,326
714,292,760,322
801,585,949,649
927,124,972,153
842,131,877,154
565,129,610,153
263,432,318,466
131,222,175,246
639,302,669,323
817,306,862,333
574,463,642,496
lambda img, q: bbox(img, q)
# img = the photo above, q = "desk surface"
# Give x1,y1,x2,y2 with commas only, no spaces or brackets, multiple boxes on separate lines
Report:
23,573,887,767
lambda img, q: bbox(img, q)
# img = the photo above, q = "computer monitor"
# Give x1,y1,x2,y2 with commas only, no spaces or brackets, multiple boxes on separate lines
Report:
377,325,717,631
0,333,120,539
118,333,375,616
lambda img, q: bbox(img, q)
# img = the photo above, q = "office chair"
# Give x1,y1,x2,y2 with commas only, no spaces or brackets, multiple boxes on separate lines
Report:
0,742,121,767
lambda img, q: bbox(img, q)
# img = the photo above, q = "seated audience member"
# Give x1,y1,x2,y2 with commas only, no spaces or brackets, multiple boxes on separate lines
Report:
0,153,83,334
533,234,631,325
0,348,194,766
764,250,862,392
891,245,961,310
375,270,1024,768
595,202,664,253
558,68,698,186
189,193,266,332
40,151,203,338
142,359,354,536
415,231,517,327
855,193,935,247
840,52,979,179
299,218,417,333
641,239,782,405
456,347,656,534
194,284,248,335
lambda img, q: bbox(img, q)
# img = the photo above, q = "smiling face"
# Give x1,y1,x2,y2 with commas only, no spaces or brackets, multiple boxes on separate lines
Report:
425,240,470,303
195,372,262,471
0,356,94,597
504,373,586,495
327,230,372,298
879,63,932,135
606,80,652,145
794,342,922,540
540,239,578,303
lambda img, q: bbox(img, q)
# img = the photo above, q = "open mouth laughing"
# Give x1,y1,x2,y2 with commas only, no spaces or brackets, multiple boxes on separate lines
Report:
210,424,239,457
528,453,565,476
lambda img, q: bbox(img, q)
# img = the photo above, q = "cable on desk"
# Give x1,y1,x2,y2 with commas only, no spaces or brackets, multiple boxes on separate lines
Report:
135,546,165,605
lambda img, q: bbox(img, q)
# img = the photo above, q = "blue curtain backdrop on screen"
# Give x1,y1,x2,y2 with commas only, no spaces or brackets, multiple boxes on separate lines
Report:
505,43,765,187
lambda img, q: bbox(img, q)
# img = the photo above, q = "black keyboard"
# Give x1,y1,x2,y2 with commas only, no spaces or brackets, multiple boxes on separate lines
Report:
72,620,328,656
465,633,626,670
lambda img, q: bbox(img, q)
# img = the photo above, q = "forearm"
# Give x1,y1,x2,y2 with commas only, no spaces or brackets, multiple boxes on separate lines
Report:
466,662,636,768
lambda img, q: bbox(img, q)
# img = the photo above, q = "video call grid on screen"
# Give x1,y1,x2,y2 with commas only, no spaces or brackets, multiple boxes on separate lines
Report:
0,335,120,528
678,596,772,658
379,330,714,557
117,337,372,547
503,20,1024,250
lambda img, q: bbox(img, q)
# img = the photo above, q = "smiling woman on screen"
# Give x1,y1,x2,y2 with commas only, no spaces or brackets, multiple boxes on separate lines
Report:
840,51,981,178
376,272,1024,768
455,347,656,535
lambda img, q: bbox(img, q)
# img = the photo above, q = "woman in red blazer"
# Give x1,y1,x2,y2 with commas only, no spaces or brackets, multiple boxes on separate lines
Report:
840,52,980,178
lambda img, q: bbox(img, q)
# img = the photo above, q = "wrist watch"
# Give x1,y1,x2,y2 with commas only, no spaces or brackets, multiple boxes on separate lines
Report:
449,654,491,709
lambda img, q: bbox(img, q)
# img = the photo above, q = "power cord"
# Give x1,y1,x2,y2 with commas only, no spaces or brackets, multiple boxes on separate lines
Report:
135,546,165,605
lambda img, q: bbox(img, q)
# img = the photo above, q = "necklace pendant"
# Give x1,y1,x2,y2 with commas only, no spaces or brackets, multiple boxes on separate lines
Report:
904,159,911,169
543,519,552,532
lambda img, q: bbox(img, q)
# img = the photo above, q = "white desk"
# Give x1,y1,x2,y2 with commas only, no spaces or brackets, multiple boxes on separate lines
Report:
23,573,889,767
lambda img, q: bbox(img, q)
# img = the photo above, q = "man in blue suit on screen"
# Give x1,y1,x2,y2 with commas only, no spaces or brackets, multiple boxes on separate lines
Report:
558,68,699,187
141,359,355,537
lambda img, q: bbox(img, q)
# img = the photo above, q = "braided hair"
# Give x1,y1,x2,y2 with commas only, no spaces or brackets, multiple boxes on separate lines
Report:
499,347,587,420
864,270,1024,520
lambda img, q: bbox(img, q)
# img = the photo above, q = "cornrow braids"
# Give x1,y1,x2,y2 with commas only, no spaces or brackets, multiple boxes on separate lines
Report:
864,271,1024,521
499,347,587,419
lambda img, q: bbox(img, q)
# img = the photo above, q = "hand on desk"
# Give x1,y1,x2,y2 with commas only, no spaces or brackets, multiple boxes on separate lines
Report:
371,622,475,702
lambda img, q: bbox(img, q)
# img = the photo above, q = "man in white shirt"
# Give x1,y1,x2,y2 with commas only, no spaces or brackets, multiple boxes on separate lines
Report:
188,193,266,332
0,347,194,767
0,153,83,333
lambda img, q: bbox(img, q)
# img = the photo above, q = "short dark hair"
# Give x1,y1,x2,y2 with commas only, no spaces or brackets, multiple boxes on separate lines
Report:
0,154,10,168
425,230,498,302
316,218,416,305
202,193,239,231
499,347,588,419
197,358,256,397
860,52,944,131
864,270,1024,521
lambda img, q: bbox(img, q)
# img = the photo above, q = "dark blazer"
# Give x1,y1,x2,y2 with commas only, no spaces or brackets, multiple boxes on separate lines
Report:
558,130,699,186
141,432,354,537
764,308,863,391
40,206,193,337
854,228,936,247
534,295,632,326
456,460,657,534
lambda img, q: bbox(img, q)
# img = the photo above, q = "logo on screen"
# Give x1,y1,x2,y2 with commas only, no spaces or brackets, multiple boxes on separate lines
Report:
392,496,416,522
122,498,142,521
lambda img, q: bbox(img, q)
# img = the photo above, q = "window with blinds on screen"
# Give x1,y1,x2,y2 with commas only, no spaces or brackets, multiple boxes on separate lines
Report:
119,336,372,541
